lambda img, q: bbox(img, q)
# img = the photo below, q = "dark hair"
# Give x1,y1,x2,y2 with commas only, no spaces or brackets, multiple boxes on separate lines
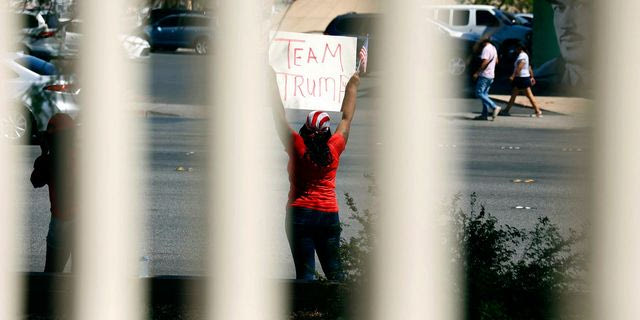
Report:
473,37,493,55
299,125,333,167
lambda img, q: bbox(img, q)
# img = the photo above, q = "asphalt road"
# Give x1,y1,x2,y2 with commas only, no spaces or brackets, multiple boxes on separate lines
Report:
144,51,210,105
16,53,590,277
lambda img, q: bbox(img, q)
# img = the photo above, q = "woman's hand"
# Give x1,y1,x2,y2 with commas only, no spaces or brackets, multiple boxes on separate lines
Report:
509,75,515,82
530,77,536,86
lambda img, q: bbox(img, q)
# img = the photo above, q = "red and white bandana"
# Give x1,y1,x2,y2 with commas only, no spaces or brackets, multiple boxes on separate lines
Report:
305,111,330,132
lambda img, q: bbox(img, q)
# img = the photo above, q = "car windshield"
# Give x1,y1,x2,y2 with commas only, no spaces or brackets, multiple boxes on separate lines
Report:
15,55,58,76
493,10,514,26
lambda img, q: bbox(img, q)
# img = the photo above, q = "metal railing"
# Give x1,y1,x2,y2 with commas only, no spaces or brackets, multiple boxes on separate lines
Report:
4,0,640,319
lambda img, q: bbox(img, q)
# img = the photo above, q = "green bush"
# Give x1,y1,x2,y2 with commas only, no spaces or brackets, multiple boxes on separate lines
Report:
453,193,587,319
339,190,587,319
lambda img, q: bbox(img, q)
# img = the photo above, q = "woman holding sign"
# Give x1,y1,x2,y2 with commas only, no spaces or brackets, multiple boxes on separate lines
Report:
272,71,361,281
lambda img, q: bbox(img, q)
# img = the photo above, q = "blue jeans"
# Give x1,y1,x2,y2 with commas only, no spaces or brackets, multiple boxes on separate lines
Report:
475,76,497,117
45,217,74,272
286,207,344,281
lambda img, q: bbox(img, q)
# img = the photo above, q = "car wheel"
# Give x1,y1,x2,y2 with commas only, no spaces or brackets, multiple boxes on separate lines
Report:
448,56,467,76
194,38,208,55
0,108,34,143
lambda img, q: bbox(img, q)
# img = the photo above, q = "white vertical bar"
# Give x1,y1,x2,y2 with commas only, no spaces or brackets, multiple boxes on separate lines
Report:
0,9,23,320
207,0,282,319
372,0,456,319
593,0,640,319
76,0,143,319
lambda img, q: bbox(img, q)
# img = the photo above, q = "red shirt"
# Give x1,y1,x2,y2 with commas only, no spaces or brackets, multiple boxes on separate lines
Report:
30,154,76,221
286,131,346,212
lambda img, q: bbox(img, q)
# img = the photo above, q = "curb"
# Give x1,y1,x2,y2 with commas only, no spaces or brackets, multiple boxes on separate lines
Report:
135,103,207,119
489,95,592,115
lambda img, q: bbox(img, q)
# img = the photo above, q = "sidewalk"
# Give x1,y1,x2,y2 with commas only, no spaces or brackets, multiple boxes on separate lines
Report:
490,95,593,115
274,0,378,33
134,96,592,119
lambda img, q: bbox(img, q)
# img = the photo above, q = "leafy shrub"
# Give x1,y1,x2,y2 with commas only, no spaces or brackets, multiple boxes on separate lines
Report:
339,190,587,319
339,191,376,283
453,193,587,319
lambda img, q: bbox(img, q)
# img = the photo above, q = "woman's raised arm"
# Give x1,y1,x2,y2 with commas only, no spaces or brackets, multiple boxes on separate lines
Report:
335,72,361,142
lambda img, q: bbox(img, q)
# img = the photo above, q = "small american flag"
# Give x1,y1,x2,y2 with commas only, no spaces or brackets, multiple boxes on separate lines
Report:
357,36,369,73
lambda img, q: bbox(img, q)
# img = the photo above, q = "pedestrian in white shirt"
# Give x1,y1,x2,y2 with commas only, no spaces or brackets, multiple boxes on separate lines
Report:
502,44,543,117
472,38,501,121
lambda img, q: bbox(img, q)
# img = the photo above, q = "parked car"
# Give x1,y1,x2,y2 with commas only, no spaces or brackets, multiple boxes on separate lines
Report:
514,13,533,26
22,19,150,62
33,9,61,31
324,12,479,76
431,21,481,77
425,5,531,70
323,12,377,70
1,53,79,142
120,34,152,60
40,10,61,30
502,11,531,28
15,11,48,37
144,8,207,26
22,22,79,61
141,13,213,54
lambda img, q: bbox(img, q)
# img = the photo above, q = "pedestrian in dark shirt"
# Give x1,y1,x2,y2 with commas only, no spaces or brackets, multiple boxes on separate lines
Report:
31,113,77,272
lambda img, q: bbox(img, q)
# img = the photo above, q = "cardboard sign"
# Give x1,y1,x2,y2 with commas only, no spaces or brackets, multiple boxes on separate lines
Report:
269,31,356,112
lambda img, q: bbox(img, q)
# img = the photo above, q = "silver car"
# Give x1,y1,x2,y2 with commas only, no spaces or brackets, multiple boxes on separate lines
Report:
0,53,79,142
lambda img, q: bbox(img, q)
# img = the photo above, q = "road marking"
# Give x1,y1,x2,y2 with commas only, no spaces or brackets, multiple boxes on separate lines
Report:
562,147,584,152
513,206,535,210
176,166,193,172
512,178,536,183
500,146,521,150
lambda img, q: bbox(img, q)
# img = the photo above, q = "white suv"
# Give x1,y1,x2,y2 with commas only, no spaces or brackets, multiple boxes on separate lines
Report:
425,5,532,70
426,5,515,35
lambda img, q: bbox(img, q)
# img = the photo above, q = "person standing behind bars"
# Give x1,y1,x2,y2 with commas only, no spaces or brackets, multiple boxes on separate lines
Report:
31,113,77,272
272,71,360,280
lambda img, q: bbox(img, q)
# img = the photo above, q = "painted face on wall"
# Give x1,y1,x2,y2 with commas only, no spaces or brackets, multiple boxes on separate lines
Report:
549,0,591,64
